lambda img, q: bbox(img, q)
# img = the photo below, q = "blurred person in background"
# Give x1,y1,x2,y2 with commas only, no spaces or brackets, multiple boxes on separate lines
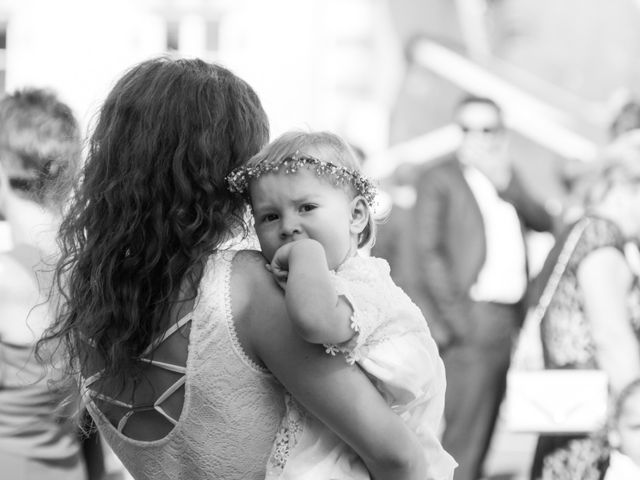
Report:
539,377,640,480
413,95,554,480
560,97,640,225
39,57,428,480
371,162,419,292
530,130,640,480
0,88,86,479
371,162,452,346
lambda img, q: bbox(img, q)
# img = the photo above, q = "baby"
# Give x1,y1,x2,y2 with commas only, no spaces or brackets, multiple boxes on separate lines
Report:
227,130,456,480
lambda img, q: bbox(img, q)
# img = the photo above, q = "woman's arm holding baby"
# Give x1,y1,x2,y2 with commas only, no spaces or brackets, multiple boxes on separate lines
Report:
236,251,427,480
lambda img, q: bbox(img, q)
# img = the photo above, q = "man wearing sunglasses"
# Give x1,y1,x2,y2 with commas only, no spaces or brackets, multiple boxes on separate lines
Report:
413,95,554,480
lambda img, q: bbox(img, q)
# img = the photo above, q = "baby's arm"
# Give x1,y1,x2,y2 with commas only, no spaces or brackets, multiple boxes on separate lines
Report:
269,239,355,345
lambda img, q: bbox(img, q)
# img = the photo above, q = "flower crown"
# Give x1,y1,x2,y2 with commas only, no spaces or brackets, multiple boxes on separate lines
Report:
226,151,377,205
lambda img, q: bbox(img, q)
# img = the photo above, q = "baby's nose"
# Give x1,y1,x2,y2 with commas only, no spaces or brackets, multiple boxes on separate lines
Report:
280,217,302,239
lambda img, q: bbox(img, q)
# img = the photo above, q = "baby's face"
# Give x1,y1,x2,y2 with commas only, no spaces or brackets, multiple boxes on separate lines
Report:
616,388,640,466
250,167,357,270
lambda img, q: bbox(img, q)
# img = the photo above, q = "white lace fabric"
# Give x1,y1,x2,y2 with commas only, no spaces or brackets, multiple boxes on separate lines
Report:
84,250,285,480
267,255,457,480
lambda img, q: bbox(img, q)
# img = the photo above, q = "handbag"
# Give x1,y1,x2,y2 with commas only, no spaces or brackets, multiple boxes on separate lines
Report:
502,218,609,434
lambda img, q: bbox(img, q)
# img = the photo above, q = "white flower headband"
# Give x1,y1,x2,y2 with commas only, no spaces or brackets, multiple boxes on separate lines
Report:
226,151,377,205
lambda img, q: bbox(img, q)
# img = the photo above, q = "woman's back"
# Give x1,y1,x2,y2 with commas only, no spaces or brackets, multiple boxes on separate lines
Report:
86,251,285,480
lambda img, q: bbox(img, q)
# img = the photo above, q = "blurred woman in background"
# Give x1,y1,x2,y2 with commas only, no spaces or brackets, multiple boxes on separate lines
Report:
530,130,640,479
0,88,85,479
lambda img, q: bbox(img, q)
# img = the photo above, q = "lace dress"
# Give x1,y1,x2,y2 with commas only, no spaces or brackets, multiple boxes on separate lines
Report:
541,216,640,369
265,255,457,480
83,251,285,480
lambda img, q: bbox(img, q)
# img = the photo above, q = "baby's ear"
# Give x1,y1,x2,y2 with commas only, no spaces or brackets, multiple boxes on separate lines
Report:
349,196,370,235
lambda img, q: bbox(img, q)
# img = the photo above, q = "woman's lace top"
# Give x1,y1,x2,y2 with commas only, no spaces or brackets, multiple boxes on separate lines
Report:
542,216,640,368
85,250,285,480
266,255,457,480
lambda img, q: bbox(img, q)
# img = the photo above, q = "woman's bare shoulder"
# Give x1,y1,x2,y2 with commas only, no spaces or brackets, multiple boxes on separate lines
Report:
577,245,632,304
233,249,267,269
578,246,630,282
227,249,290,365
231,249,271,292
230,249,288,329
230,249,279,308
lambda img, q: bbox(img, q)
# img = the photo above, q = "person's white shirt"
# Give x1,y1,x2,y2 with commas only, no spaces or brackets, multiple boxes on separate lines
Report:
463,166,527,304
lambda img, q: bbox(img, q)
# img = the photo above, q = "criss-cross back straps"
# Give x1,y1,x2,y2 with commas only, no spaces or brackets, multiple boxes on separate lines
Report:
140,313,191,356
82,314,191,433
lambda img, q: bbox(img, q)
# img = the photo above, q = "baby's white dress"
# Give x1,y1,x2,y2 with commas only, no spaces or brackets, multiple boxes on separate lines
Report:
265,255,457,480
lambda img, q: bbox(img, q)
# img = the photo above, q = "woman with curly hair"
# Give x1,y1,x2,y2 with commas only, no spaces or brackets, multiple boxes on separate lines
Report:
39,57,427,480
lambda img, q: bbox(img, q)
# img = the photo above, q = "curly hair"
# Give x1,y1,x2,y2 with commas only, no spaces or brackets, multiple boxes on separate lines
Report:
0,87,82,211
40,57,269,397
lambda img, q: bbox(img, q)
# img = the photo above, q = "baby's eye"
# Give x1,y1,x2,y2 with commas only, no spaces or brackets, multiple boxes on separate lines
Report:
261,213,279,223
300,204,317,213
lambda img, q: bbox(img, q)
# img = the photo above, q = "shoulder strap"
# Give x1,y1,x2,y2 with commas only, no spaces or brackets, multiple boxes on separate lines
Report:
529,217,590,326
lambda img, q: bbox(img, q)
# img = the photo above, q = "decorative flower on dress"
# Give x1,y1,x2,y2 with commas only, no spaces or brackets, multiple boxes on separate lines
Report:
225,151,377,206
266,393,306,474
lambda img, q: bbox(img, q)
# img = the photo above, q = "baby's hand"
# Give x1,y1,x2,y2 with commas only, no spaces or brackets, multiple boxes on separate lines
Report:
266,243,295,290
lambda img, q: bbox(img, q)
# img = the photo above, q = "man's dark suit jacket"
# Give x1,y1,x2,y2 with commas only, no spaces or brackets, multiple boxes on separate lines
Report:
413,155,554,349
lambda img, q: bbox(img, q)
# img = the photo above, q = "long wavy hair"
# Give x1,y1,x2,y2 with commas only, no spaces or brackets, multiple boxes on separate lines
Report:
39,57,269,396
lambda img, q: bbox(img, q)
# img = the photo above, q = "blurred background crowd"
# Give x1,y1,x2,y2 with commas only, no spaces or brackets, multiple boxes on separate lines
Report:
1,1,640,480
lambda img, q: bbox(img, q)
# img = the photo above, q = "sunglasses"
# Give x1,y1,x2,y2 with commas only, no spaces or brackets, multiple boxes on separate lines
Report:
459,125,504,134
